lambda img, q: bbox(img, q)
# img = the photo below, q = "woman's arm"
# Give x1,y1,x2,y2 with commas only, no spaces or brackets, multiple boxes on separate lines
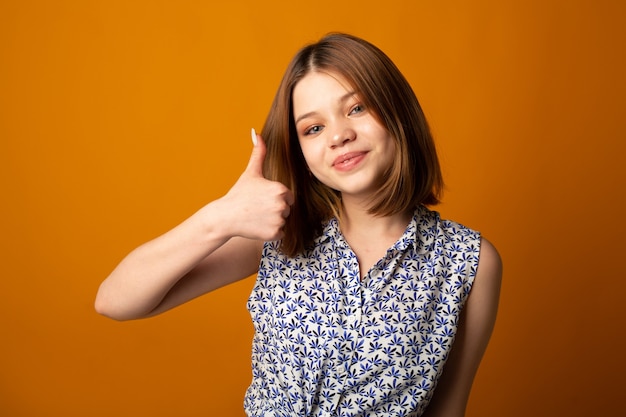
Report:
95,133,293,321
94,204,261,321
422,237,503,417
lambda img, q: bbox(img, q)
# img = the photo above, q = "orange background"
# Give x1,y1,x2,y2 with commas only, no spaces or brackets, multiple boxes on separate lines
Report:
1,1,624,416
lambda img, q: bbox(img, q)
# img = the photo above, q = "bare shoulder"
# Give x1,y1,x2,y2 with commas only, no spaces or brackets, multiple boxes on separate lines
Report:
477,237,503,286
464,236,502,352
469,237,503,311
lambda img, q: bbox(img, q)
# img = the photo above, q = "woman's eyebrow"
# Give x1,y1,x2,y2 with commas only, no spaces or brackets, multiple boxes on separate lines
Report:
294,91,357,124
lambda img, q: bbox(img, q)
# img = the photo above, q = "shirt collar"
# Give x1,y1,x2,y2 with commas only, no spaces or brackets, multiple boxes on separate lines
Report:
312,206,429,253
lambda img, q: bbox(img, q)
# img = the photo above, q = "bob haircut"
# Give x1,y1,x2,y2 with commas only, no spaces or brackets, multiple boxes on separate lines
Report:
261,33,443,257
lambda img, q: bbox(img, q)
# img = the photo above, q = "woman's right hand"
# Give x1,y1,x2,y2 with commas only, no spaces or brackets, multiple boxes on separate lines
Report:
217,129,294,241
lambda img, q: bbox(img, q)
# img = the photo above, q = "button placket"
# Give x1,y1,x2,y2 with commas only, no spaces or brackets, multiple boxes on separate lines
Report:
333,252,363,416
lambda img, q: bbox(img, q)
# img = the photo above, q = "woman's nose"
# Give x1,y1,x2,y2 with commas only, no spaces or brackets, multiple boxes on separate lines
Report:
329,124,356,147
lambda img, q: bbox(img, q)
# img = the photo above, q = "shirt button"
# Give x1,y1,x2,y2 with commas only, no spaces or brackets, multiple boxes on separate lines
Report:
348,316,356,324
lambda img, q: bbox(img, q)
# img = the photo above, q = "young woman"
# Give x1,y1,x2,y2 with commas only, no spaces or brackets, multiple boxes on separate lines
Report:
96,33,502,417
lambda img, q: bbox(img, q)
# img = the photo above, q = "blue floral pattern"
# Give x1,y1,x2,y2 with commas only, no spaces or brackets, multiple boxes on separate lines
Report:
244,206,480,417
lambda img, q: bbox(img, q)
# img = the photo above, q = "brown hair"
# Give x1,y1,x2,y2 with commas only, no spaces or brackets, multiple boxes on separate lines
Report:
261,33,443,256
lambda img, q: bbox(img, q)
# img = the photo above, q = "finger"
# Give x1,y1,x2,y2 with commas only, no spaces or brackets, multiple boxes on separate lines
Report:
285,189,295,207
250,127,258,146
245,128,266,177
281,204,291,219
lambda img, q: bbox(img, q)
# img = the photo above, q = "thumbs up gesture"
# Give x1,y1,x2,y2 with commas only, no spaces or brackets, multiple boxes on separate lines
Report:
220,129,294,241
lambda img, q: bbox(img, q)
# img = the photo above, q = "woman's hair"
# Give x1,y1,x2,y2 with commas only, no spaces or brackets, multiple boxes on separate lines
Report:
261,33,443,257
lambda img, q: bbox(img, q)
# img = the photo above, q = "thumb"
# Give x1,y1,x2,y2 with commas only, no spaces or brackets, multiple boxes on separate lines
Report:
245,128,266,177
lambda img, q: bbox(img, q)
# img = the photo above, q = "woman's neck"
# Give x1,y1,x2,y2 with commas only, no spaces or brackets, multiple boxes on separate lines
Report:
338,196,413,233
337,202,414,279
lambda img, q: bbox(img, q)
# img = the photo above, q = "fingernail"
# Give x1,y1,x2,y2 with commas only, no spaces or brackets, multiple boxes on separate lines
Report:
251,128,258,146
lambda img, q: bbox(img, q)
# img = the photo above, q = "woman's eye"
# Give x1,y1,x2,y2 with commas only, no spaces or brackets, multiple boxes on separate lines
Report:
304,125,323,135
349,104,365,115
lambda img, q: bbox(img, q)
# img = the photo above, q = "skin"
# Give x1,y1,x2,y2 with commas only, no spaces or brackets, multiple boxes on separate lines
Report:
95,70,502,417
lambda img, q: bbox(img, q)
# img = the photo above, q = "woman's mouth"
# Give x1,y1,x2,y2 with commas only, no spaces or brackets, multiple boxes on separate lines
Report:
332,151,367,171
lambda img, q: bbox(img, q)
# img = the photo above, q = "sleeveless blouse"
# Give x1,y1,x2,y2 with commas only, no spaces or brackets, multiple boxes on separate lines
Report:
244,206,481,417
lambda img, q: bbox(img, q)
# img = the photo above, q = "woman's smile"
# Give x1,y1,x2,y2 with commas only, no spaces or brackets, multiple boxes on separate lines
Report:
332,151,368,170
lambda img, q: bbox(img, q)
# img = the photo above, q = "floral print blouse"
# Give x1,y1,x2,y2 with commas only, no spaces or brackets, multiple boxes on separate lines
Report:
244,206,481,417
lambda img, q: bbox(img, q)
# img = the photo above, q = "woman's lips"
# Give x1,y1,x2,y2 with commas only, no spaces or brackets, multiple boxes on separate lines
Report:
332,151,367,171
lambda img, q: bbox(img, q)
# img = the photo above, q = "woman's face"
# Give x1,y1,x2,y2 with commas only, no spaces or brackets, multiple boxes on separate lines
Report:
292,71,395,204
